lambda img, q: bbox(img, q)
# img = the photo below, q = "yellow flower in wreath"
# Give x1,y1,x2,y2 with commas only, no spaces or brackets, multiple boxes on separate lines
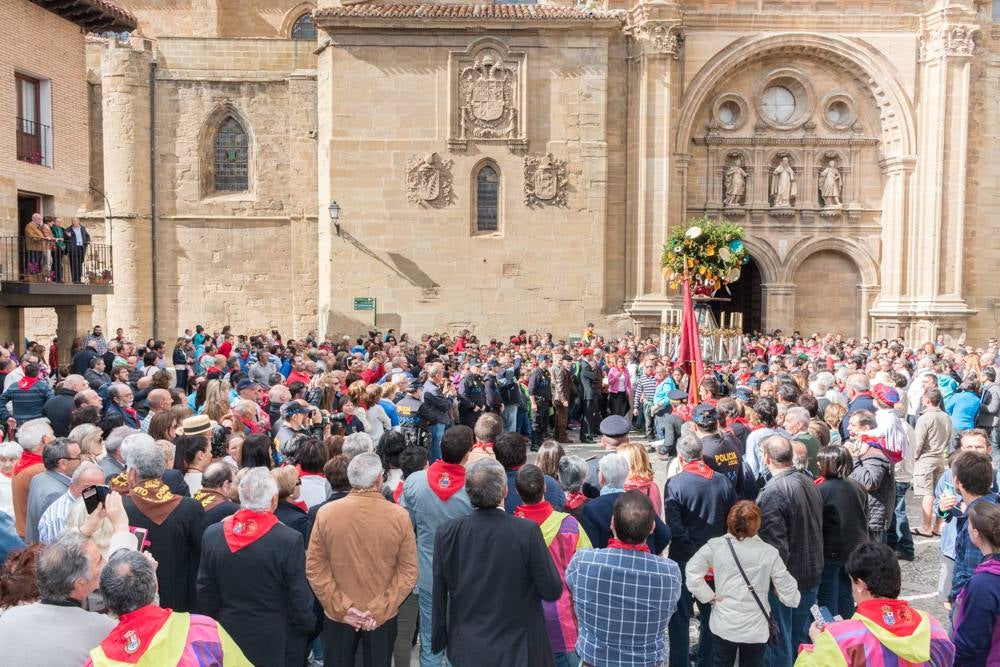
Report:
706,245,715,257
698,266,706,276
669,281,678,289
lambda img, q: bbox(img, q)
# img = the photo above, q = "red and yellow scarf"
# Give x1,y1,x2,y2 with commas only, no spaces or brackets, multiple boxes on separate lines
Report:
99,604,172,663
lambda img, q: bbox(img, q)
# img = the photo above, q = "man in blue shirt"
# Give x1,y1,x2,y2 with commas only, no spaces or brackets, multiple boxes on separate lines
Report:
567,491,681,667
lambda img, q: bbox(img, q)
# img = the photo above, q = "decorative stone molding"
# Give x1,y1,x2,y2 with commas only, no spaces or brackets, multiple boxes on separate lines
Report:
919,23,980,60
523,153,568,207
405,152,454,207
625,17,683,58
448,39,527,152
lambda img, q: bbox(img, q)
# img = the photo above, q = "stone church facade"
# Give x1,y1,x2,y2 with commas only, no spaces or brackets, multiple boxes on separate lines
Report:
79,0,999,344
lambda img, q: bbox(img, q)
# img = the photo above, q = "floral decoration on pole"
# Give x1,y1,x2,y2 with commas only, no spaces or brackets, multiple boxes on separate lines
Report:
660,217,749,295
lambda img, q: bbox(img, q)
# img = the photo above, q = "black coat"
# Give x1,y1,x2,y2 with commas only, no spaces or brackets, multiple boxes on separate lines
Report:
432,509,562,667
198,520,316,667
274,500,311,545
579,491,671,554
757,468,825,588
42,389,76,437
578,363,600,401
71,348,98,376
123,494,204,612
202,499,239,532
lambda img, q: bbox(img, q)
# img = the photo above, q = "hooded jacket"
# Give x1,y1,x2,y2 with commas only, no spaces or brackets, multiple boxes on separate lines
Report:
953,554,1000,666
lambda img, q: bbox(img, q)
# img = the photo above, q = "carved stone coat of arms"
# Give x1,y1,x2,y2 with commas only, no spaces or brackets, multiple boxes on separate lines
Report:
406,153,454,207
459,49,518,141
524,153,568,206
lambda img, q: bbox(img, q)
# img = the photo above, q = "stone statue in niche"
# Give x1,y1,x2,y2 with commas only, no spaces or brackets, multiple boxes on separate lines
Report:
723,156,748,207
770,156,797,207
818,159,843,207
406,152,454,207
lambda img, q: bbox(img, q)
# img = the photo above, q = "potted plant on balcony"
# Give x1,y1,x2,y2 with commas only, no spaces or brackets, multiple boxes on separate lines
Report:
24,261,42,282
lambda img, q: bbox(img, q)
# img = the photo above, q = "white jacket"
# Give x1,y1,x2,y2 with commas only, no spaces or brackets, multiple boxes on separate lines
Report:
686,533,801,644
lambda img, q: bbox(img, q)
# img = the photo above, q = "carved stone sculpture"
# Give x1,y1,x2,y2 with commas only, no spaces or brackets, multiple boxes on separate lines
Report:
406,152,453,207
818,160,842,207
770,156,797,207
459,49,518,142
524,153,568,206
723,157,748,207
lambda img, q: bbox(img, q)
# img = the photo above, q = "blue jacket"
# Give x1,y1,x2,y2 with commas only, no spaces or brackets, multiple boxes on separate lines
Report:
840,393,876,440
953,554,1000,667
504,469,565,514
0,379,54,425
665,466,737,563
946,390,981,432
105,402,142,430
951,493,999,602
579,491,671,554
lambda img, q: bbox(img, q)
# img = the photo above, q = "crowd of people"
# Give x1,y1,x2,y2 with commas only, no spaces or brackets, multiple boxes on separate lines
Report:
0,322,997,667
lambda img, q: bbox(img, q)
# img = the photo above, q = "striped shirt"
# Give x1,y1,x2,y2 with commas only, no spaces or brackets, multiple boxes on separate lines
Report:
38,491,79,544
633,374,659,404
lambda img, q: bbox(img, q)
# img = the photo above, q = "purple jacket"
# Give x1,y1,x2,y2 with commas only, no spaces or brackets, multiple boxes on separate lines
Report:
953,554,1000,666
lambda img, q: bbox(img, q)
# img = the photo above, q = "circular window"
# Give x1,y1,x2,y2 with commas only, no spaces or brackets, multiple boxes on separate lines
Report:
762,86,796,123
821,92,856,130
827,101,849,124
711,93,748,131
718,102,738,125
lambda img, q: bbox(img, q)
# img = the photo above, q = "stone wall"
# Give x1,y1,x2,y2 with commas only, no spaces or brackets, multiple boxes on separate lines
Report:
317,29,625,339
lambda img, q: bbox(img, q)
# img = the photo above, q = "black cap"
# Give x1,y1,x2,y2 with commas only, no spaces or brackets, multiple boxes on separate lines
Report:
599,415,631,438
668,389,688,402
691,403,718,427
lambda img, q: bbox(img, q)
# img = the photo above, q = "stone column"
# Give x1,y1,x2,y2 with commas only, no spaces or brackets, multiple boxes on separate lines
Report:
624,11,683,315
316,40,334,337
0,308,25,349
101,40,153,341
761,283,795,333
55,304,94,366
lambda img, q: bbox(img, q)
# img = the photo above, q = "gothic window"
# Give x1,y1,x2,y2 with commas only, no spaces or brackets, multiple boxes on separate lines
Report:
291,13,317,40
474,163,500,233
213,116,249,192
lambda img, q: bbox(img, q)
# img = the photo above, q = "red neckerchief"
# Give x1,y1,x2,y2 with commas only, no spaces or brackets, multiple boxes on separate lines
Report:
12,450,42,476
472,441,494,453
607,538,650,553
222,509,279,553
624,477,653,493
344,414,355,425
514,500,553,525
292,499,308,512
564,491,588,510
122,405,139,422
729,416,750,428
855,599,920,637
682,460,715,480
426,461,466,502
393,480,404,503
100,603,172,663
239,415,263,435
17,376,39,391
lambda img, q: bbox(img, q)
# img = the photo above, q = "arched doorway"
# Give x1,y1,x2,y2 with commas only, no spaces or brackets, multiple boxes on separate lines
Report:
712,256,763,334
792,250,861,337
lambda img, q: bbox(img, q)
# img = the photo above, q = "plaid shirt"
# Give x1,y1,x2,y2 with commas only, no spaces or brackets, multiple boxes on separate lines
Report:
566,546,681,667
950,493,999,602
83,334,108,355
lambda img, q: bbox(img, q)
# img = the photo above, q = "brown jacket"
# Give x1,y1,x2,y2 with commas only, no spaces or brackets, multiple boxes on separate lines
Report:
914,406,952,462
24,223,48,252
12,463,44,538
551,365,575,406
306,489,417,626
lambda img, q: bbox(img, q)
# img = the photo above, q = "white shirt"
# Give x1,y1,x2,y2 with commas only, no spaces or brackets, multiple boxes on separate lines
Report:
184,470,203,495
0,473,12,517
37,490,79,543
71,226,84,245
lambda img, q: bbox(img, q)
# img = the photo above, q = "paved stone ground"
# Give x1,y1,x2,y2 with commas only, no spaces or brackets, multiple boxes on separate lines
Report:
400,429,949,665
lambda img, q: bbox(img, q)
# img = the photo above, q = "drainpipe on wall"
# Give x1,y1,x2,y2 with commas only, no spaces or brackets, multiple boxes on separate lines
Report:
149,59,158,339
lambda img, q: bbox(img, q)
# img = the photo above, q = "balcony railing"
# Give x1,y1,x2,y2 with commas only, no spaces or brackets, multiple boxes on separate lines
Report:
0,236,113,295
16,117,51,166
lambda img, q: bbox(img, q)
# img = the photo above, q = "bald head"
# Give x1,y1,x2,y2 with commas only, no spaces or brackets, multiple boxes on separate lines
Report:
147,389,172,413
62,374,88,393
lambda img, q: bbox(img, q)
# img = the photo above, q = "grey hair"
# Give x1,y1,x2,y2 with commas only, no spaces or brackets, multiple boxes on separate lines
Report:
465,458,506,509
238,467,278,511
42,438,75,471
100,549,157,615
347,452,383,490
105,426,140,455
234,399,257,419
598,453,630,489
785,406,810,429
202,461,234,490
557,455,588,493
0,441,23,459
17,418,53,453
107,382,131,402
426,362,444,379
847,373,870,392
124,435,165,481
36,531,93,600
343,432,374,460
676,434,703,462
791,440,809,472
70,461,102,485
825,389,848,408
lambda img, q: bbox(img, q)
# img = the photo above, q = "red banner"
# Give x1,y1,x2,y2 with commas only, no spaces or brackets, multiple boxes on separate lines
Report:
677,280,704,406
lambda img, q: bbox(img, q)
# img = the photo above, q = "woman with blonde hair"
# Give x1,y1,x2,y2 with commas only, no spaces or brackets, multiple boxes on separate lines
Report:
824,403,848,446
270,466,309,542
68,423,103,463
535,441,564,479
619,442,663,516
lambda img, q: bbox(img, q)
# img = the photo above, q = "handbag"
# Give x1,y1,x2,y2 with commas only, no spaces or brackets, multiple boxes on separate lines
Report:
725,537,781,647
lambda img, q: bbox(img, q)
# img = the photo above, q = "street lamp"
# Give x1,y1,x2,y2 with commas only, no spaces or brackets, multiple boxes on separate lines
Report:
328,200,341,236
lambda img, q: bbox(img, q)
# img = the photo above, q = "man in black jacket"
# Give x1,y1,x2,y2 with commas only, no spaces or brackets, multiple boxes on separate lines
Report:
757,435,824,667
578,350,601,443
198,467,316,666
432,458,562,667
527,356,553,449
42,374,87,437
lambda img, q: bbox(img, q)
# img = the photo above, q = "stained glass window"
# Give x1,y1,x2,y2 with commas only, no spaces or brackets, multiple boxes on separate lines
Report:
476,165,499,232
213,117,249,192
291,13,317,40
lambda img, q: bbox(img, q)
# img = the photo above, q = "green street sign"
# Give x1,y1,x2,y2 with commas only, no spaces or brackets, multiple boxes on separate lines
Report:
353,297,376,312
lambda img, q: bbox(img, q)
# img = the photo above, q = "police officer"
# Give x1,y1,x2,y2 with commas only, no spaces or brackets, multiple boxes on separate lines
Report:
528,355,553,449
396,379,432,450
458,359,487,429
581,414,632,497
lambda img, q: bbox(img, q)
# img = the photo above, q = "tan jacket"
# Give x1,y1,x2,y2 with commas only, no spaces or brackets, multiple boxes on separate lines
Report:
306,488,417,626
550,365,575,406
914,406,952,461
24,223,48,252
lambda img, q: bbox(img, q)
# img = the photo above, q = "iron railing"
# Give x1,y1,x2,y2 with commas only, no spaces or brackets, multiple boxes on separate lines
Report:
0,236,113,286
16,117,50,166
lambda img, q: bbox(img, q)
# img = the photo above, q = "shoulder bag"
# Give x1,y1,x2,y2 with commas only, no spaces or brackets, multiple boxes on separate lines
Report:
725,537,781,647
